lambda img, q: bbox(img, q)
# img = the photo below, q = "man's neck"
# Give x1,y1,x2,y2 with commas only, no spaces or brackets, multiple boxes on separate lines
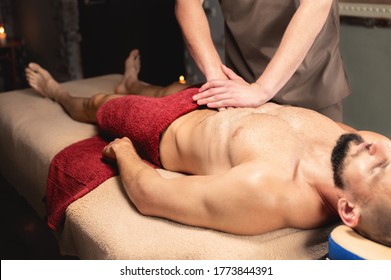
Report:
300,149,340,216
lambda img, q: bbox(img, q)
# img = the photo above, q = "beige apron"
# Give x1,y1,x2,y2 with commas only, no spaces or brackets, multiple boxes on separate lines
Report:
220,0,351,111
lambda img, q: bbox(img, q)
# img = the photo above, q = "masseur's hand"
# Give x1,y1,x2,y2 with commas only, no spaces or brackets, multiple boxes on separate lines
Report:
193,65,274,109
102,137,135,160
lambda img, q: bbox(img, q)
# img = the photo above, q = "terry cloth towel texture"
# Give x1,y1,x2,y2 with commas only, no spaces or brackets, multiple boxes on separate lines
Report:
46,87,199,231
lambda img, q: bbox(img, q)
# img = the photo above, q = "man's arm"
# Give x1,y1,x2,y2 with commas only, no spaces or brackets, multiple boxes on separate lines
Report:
193,0,334,109
175,0,226,81
102,137,285,235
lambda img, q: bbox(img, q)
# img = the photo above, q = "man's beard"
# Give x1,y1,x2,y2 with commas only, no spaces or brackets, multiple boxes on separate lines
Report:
331,133,364,189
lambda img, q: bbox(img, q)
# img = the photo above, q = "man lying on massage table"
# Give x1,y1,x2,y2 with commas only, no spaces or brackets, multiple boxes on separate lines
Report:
25,50,391,247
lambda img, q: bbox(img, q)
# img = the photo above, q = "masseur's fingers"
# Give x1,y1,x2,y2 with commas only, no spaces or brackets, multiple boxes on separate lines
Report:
196,87,237,108
193,65,250,109
217,107,235,111
196,90,232,106
206,97,237,109
196,65,242,96
221,64,243,81
197,79,227,95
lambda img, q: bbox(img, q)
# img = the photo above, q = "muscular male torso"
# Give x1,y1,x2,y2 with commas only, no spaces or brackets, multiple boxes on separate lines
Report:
160,103,346,232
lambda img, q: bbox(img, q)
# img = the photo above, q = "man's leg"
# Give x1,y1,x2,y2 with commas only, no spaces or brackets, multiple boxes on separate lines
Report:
25,50,192,123
25,63,120,123
114,49,190,97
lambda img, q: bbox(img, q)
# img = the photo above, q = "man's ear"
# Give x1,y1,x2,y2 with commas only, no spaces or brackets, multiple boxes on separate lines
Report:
337,198,360,228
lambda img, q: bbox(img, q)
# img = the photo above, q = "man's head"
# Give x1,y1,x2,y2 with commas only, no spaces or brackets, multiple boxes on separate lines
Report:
331,133,391,247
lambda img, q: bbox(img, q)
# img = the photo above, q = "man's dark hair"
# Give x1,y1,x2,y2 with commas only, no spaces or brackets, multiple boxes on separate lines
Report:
356,198,391,247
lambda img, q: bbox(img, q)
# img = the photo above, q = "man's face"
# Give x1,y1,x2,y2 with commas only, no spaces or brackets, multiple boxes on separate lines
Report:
332,133,391,246
332,133,391,199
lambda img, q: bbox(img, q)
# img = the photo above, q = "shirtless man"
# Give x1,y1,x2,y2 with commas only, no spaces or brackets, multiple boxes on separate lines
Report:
25,50,391,247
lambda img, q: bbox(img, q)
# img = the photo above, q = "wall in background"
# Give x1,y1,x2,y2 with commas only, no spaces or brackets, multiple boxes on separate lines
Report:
0,0,185,90
340,24,391,138
0,0,26,91
339,13,391,138
78,0,185,86
11,0,81,83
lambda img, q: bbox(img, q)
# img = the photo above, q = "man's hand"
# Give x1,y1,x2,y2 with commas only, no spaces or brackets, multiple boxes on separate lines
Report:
102,137,135,160
192,65,274,110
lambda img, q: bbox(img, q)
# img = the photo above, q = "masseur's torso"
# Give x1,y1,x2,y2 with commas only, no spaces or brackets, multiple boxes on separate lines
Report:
220,0,350,110
160,103,346,230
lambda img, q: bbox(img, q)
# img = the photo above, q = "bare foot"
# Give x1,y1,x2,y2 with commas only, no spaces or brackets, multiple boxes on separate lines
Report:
25,63,65,101
115,49,141,94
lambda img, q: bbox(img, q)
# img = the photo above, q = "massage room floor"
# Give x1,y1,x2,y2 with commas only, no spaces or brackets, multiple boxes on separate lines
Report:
0,175,78,260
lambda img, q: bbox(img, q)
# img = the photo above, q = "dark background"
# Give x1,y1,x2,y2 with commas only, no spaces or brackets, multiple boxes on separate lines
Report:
0,0,185,92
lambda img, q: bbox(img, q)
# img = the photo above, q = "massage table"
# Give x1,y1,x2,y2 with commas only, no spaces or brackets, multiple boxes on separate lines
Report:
328,225,391,260
0,74,336,260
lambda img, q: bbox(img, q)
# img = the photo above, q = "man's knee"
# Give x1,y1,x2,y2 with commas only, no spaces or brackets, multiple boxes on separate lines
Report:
79,93,113,122
89,93,112,109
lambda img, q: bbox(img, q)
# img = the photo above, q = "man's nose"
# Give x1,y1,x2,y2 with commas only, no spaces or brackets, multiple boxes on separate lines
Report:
369,140,391,158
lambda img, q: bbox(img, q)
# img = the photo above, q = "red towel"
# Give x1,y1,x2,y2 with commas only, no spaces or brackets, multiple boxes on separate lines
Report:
46,87,199,231
46,136,118,231
97,87,200,167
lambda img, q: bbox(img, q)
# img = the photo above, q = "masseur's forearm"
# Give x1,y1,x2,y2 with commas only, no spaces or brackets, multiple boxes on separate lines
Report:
175,0,225,80
255,0,333,98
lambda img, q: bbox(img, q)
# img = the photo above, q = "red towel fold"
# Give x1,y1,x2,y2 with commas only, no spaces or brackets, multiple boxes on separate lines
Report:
46,136,118,231
97,87,200,167
46,87,199,231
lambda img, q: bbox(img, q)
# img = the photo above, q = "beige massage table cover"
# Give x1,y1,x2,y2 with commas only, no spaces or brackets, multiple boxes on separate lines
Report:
0,75,335,259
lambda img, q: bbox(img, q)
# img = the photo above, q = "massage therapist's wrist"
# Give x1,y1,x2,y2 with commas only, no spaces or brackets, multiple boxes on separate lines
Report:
253,82,276,105
205,66,227,81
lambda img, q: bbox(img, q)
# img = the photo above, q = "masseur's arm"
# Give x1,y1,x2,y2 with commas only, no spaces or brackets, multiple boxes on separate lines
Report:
102,137,284,235
175,0,227,81
193,0,334,109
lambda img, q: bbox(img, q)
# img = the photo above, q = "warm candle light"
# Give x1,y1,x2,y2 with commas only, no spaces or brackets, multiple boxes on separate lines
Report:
178,75,186,84
0,25,7,45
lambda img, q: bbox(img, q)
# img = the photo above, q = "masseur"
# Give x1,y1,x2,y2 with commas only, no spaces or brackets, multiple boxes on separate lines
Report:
25,50,391,247
175,0,350,121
